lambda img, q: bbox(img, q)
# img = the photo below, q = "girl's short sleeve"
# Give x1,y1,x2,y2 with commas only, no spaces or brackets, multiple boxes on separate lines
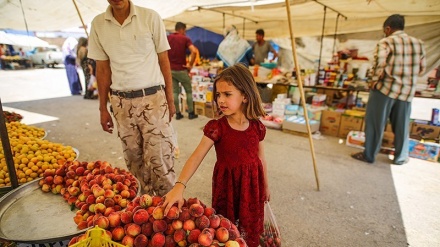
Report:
256,120,266,141
203,119,221,142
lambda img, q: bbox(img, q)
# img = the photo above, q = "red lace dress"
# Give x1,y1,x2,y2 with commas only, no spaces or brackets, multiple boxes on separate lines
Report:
203,116,266,247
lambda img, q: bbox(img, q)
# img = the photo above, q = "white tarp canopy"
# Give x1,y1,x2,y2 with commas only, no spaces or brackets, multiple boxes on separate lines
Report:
0,0,438,71
0,31,49,47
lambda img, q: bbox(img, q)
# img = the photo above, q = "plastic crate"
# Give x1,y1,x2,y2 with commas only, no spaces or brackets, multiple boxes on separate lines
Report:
70,226,126,247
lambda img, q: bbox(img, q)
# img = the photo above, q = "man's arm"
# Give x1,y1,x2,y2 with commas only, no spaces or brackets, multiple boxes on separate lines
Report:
369,41,389,88
158,51,175,122
188,44,198,70
269,43,278,62
96,60,113,133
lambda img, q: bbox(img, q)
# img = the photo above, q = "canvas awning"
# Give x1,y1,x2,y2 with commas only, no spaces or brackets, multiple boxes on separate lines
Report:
0,31,49,47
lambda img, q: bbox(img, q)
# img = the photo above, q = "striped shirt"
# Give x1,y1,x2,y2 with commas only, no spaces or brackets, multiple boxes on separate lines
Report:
371,30,426,102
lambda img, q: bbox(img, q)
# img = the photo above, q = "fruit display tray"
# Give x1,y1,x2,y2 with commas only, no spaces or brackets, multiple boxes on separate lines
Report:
0,177,88,243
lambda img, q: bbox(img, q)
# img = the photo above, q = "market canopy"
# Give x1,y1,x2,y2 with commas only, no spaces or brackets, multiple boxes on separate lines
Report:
0,31,49,47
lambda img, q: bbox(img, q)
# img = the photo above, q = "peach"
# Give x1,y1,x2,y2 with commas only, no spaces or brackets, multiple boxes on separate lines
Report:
215,227,230,243
152,207,164,220
228,228,239,241
121,211,133,224
183,219,196,231
152,219,168,233
164,206,179,220
165,235,175,247
164,223,175,235
141,222,153,237
122,235,134,247
112,226,125,241
151,233,165,247
209,214,220,229
94,216,109,229
225,240,240,247
44,176,54,185
108,212,121,227
128,189,137,199
73,214,84,225
104,189,115,198
103,230,112,240
118,198,128,208
66,170,76,179
86,195,96,204
187,197,201,207
173,228,186,243
53,175,64,185
133,209,149,225
120,190,130,199
235,238,248,247
187,228,201,244
196,215,210,230
219,218,232,230
75,166,85,176
134,234,148,247
92,186,105,198
177,240,187,247
113,194,122,203
104,198,115,208
68,236,78,246
96,195,105,204
67,196,78,206
139,194,153,208
205,227,215,237
204,207,216,217
104,207,115,217
41,184,51,193
151,196,163,207
126,223,141,238
189,203,204,218
68,186,80,196
172,219,183,230
198,229,213,246
94,203,106,214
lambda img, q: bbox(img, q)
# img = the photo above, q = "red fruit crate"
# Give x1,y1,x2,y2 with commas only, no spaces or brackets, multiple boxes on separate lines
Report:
70,226,126,247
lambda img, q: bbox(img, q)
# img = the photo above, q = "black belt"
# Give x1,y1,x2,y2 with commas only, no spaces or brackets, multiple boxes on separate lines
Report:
111,85,163,98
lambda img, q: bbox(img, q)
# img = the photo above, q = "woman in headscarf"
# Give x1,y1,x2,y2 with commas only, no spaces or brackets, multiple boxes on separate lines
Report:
62,37,82,95
216,26,254,68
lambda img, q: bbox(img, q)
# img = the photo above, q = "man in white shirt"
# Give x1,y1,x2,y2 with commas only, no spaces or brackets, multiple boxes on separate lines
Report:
88,0,176,196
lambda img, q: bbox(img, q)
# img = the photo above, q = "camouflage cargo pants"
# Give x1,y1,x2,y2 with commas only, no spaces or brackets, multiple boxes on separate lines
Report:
110,87,176,196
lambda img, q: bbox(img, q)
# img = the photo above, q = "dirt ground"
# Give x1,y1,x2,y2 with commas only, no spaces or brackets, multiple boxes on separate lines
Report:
1,68,440,246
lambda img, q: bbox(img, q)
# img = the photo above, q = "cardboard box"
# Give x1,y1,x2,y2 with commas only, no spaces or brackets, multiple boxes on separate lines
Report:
381,131,395,148
410,123,440,140
409,139,440,162
338,114,364,138
345,130,395,150
282,117,320,133
319,110,342,136
194,102,205,116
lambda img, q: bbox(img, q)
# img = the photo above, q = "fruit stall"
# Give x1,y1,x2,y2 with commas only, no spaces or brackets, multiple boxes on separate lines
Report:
0,104,268,246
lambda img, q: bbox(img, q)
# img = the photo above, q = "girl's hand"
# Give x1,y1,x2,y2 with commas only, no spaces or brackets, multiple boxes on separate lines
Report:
162,184,186,216
265,187,271,202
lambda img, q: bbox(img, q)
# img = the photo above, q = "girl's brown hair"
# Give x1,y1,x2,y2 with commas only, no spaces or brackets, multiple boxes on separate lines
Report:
213,63,266,120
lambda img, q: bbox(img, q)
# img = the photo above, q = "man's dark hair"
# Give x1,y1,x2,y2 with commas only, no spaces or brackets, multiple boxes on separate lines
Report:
175,22,186,31
383,14,405,30
256,29,265,36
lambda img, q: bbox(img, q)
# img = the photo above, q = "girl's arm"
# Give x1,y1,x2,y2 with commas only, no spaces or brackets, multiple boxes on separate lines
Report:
259,141,270,201
163,135,214,214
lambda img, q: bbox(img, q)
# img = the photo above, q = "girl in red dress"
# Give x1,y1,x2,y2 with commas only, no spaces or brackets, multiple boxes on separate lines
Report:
163,63,270,247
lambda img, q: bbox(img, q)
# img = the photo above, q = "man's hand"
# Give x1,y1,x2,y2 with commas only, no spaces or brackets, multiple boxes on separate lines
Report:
100,109,114,133
168,101,176,122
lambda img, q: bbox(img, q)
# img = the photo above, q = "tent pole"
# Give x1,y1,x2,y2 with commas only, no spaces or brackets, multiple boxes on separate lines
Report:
242,18,245,39
284,0,320,191
223,13,226,30
72,0,89,38
332,14,340,55
317,6,327,77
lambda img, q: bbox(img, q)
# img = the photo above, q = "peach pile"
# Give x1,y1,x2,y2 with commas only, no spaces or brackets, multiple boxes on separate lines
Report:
259,223,281,247
68,195,248,247
0,136,76,187
38,160,139,230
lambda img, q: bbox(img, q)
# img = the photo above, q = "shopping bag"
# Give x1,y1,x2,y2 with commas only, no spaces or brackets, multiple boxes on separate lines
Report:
260,201,281,247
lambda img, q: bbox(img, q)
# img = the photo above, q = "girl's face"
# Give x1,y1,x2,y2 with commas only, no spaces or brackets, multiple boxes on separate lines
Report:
215,80,246,116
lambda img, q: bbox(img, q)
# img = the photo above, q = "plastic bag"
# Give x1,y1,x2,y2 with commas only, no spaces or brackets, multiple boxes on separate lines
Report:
260,201,281,247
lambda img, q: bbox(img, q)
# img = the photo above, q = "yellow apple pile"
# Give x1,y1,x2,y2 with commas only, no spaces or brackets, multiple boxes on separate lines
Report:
0,136,76,187
6,121,45,139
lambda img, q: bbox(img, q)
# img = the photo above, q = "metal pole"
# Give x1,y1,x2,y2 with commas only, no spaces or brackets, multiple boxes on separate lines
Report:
284,0,320,191
72,0,89,38
0,98,19,188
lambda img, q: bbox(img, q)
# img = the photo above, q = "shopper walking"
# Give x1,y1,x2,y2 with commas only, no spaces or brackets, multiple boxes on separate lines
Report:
167,22,199,120
252,29,278,65
351,14,426,165
76,37,95,99
62,37,82,95
88,0,176,196
162,64,270,247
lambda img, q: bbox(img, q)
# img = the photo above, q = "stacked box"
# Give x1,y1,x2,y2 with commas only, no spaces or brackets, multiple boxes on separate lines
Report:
408,139,440,162
319,110,342,136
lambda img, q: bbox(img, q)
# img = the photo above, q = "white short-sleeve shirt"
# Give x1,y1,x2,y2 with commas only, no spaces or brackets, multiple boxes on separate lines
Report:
88,1,170,91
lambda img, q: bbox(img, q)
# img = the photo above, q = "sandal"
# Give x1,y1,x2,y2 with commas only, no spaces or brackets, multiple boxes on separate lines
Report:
393,158,409,165
351,152,373,164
